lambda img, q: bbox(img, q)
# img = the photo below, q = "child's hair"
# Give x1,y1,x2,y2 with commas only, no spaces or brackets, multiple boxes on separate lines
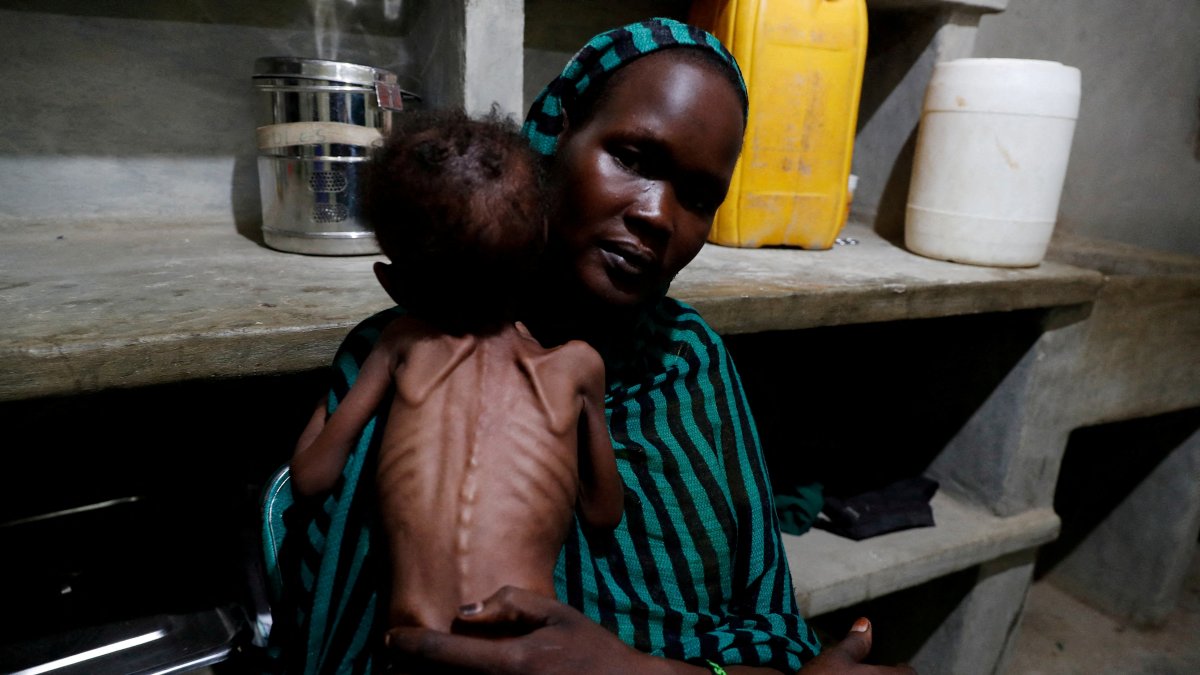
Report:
362,109,545,334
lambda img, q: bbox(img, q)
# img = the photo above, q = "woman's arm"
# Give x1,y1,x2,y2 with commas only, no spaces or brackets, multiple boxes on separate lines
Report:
385,587,782,675
666,309,820,670
385,588,914,674
677,312,914,675
267,306,407,675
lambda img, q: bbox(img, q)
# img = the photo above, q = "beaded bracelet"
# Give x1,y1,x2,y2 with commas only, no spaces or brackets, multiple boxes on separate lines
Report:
706,660,729,675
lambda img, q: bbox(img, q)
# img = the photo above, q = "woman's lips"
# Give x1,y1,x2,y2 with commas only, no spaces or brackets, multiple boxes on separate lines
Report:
598,240,656,277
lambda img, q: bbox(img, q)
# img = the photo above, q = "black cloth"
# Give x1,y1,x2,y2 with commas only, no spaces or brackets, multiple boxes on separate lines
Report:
815,476,938,541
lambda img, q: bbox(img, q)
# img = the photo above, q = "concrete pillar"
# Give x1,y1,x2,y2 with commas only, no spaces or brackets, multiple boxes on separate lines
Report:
927,305,1092,517
910,549,1036,675
463,0,524,118
405,0,524,117
820,547,1038,675
1030,264,1200,625
1046,419,1200,626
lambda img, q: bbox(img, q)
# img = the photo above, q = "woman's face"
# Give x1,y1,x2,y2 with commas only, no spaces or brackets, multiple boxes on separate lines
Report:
550,52,745,309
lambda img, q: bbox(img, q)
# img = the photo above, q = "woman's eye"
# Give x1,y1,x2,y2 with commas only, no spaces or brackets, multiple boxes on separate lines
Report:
610,147,643,174
680,189,719,215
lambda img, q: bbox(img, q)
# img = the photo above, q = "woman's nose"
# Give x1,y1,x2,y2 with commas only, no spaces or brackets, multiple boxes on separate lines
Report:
627,180,674,238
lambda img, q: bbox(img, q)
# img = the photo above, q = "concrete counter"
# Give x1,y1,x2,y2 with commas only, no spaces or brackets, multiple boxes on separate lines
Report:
0,220,1102,402
787,492,1060,617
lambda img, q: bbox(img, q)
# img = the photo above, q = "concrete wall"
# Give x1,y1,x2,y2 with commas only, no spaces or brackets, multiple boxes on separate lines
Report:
4,0,1195,257
0,0,522,229
523,0,688,112
0,2,415,226
972,0,1200,256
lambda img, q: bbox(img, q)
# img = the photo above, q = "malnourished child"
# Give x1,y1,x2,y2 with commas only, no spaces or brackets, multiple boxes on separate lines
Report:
289,109,623,633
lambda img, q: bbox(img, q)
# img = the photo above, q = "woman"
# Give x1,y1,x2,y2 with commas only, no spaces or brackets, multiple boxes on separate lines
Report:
267,18,913,675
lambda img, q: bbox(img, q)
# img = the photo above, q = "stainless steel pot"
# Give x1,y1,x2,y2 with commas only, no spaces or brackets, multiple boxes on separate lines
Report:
252,57,416,255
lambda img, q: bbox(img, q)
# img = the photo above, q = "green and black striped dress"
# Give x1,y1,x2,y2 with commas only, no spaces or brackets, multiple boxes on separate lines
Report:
262,297,821,674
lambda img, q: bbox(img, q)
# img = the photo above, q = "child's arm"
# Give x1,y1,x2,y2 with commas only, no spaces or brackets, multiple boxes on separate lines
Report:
574,347,624,532
290,336,400,497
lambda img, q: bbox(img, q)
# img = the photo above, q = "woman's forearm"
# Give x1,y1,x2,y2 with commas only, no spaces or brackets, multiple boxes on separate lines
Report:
635,653,784,675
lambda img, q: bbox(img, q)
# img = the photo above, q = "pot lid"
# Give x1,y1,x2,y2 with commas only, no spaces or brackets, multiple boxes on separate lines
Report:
252,57,397,86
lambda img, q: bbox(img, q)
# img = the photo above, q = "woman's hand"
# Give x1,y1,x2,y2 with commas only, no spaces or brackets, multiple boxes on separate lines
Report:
383,588,913,675
383,586,657,675
797,619,917,675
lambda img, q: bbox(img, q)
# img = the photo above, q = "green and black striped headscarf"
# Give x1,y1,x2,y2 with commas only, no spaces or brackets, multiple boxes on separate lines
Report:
522,17,747,157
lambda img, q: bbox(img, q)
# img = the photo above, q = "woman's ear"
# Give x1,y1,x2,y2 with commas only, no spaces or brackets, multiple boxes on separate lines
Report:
373,261,405,306
555,107,575,150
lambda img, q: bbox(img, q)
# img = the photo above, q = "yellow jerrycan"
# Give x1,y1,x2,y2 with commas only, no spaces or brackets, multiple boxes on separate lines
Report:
690,0,868,249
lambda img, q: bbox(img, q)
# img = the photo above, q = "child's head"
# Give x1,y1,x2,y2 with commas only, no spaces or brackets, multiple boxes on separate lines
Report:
362,109,545,334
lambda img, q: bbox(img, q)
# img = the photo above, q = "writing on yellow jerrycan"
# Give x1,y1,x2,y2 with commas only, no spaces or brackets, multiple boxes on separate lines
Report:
690,0,868,249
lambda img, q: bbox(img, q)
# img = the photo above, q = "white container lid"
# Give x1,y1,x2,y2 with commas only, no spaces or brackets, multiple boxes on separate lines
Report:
924,58,1081,119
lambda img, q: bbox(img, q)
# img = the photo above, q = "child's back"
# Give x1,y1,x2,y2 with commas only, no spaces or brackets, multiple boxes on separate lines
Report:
370,317,614,630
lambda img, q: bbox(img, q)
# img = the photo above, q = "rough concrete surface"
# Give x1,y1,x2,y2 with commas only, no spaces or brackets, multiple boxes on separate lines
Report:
787,493,1058,617
0,220,1102,401
1004,545,1200,675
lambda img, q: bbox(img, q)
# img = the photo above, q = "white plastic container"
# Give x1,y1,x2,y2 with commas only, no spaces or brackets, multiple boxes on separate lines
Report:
906,58,1081,267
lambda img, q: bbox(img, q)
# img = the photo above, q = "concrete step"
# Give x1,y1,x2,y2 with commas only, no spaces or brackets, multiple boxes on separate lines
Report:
786,490,1060,616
